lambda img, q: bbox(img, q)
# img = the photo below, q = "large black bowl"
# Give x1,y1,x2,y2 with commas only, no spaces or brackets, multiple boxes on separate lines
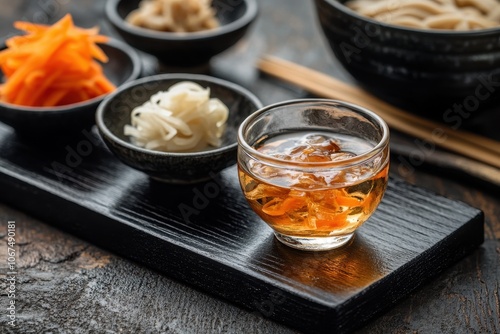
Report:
313,0,500,120
0,38,141,136
106,0,258,66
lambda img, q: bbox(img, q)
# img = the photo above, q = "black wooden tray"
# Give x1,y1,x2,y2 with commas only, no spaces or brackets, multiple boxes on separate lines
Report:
0,123,484,334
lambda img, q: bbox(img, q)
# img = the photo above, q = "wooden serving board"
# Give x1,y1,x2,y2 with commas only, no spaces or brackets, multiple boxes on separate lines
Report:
0,123,483,334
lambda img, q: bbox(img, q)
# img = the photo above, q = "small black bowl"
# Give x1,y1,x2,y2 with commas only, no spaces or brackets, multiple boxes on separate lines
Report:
96,73,263,184
0,38,141,136
106,0,258,66
313,0,500,120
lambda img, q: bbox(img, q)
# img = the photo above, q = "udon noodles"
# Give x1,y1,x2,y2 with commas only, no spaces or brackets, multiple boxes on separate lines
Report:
124,82,229,152
345,0,500,30
126,0,219,33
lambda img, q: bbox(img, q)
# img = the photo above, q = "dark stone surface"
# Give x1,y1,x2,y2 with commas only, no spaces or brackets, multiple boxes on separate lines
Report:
0,203,293,334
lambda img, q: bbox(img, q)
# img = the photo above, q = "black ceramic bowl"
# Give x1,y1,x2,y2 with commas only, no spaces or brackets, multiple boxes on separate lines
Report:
314,0,500,119
106,0,258,66
0,38,141,136
96,73,263,184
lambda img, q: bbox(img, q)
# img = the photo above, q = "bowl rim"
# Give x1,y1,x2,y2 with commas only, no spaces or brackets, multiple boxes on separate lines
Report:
323,0,500,37
0,38,142,114
106,0,259,41
237,98,390,169
96,73,263,158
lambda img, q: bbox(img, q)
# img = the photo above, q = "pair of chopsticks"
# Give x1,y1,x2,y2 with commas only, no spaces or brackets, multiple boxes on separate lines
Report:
257,55,500,170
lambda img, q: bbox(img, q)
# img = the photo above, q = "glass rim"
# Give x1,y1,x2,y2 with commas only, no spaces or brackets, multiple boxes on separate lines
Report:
237,98,390,169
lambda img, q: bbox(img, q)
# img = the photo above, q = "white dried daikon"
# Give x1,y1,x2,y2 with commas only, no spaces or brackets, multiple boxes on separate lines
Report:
124,81,228,152
126,0,219,33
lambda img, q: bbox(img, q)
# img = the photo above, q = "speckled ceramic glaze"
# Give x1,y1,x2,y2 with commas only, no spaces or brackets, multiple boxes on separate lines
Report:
0,39,141,136
96,73,263,184
314,0,500,118
106,0,258,66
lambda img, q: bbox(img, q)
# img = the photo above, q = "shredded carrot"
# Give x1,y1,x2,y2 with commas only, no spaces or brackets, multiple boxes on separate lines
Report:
334,193,363,207
283,197,306,210
374,166,389,180
261,195,308,217
0,14,116,107
315,214,349,229
262,198,286,216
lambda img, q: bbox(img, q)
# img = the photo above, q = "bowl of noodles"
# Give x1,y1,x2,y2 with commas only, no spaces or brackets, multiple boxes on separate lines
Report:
105,0,259,66
96,73,263,184
313,0,500,120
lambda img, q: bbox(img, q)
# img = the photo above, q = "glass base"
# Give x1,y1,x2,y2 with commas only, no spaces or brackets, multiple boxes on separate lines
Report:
274,232,354,251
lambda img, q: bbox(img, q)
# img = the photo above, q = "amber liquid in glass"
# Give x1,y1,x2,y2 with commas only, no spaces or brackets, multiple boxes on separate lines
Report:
239,132,389,238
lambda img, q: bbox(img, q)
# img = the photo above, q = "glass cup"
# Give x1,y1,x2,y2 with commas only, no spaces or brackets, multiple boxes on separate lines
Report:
237,99,390,251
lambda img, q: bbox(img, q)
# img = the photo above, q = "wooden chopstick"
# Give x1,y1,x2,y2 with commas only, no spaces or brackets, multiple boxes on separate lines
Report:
259,55,500,155
257,55,500,169
390,136,500,188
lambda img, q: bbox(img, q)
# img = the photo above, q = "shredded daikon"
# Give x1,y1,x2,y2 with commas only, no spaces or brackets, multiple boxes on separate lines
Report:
126,0,219,33
124,81,229,152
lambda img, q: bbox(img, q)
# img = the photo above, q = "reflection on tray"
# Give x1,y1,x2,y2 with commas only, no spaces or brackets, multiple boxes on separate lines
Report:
249,234,385,298
110,165,272,252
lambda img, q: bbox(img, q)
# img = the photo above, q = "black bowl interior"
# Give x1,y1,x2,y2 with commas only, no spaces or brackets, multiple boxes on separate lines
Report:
100,41,141,86
102,75,262,151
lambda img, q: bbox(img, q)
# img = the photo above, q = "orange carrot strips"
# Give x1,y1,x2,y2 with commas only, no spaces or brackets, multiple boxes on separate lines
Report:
315,213,349,229
281,197,307,212
262,198,287,216
334,193,363,207
0,14,115,107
